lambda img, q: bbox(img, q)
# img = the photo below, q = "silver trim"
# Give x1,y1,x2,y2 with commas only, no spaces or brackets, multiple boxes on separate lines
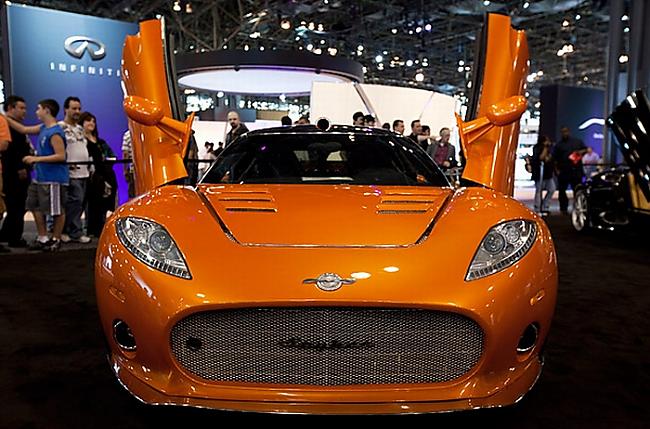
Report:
516,323,539,353
112,320,137,351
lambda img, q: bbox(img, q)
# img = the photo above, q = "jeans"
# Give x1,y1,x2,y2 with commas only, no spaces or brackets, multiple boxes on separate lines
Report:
557,171,583,213
64,178,87,239
0,178,29,243
534,178,556,212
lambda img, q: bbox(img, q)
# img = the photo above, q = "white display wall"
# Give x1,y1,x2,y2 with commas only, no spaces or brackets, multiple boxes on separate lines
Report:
310,82,457,137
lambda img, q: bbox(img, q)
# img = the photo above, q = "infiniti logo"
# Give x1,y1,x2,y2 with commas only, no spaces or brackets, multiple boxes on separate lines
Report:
64,36,106,61
279,337,374,351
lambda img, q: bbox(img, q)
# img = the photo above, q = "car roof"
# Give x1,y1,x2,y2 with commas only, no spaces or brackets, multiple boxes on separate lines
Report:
245,124,399,137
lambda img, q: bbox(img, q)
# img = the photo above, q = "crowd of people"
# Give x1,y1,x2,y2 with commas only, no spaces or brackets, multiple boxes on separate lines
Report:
0,95,118,252
527,126,601,216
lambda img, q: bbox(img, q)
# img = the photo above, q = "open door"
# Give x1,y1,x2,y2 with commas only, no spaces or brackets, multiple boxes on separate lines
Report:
608,90,650,204
121,19,195,195
457,14,529,195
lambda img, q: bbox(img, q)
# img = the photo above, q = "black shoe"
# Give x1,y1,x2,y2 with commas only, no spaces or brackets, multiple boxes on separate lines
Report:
44,238,61,252
28,240,49,251
8,239,27,248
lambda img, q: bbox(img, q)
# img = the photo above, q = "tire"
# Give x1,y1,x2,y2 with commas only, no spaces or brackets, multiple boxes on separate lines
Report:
571,189,590,232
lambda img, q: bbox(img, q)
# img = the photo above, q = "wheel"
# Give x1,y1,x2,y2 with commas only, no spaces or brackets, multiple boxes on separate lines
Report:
571,189,590,232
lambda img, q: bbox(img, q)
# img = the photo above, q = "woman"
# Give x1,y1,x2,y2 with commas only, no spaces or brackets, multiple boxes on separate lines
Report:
531,135,556,215
80,112,117,237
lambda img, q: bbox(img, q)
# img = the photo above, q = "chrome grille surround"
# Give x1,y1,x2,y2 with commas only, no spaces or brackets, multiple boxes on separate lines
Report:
170,307,484,386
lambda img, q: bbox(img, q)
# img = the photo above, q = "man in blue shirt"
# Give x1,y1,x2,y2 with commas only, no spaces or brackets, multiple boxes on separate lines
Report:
7,99,68,251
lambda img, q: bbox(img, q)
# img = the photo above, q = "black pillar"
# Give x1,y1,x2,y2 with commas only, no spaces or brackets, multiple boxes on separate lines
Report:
604,0,625,164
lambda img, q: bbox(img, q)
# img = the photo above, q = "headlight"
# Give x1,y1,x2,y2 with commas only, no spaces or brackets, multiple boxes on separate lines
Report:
466,220,537,281
116,217,191,279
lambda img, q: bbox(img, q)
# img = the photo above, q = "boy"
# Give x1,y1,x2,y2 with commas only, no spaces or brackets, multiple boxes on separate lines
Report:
7,99,68,251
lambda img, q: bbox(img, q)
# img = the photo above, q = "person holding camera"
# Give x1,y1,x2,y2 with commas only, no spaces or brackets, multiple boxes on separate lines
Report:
530,135,556,216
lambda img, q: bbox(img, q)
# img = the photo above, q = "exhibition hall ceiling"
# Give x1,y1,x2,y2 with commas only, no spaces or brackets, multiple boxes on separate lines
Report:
11,0,614,105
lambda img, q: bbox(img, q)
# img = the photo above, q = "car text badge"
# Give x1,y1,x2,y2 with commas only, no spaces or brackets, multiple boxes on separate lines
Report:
303,273,356,292
64,36,106,60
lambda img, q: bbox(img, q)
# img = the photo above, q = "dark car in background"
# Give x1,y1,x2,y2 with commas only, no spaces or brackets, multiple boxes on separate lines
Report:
572,90,650,232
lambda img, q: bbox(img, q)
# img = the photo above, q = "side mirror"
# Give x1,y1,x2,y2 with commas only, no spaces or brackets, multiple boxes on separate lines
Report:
486,96,527,126
456,95,527,147
124,96,164,126
123,95,196,147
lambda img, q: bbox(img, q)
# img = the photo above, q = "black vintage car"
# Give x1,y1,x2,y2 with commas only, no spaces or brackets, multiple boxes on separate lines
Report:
571,90,650,232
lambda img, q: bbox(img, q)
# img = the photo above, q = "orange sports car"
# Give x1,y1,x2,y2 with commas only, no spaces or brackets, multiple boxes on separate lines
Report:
95,14,557,414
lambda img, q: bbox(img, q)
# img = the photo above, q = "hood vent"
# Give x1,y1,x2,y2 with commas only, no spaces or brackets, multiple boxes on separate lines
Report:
213,190,277,213
377,192,438,214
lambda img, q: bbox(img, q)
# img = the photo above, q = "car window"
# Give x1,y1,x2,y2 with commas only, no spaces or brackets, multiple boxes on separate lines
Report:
201,132,450,187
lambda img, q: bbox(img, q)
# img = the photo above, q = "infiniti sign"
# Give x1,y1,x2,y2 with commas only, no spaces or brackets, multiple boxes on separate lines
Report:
64,36,106,60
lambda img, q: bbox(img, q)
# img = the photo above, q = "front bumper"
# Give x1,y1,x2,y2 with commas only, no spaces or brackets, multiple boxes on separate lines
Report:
110,352,543,414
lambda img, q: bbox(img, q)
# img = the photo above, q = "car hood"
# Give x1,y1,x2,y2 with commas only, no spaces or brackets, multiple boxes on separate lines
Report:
607,90,650,201
198,184,452,247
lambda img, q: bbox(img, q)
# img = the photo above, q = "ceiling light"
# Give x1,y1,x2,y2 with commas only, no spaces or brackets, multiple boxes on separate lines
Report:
415,72,424,82
575,14,581,20
391,28,398,34
172,1,181,12
467,81,472,88
619,54,629,63
306,43,313,50
259,46,265,51
357,44,364,51
624,27,630,33
406,59,413,67
280,19,291,30
375,55,383,63
320,39,326,45
313,48,322,55
621,14,629,21
244,44,249,51
523,1,530,8
534,101,541,108
185,2,192,13
583,76,589,81
216,91,224,98
249,32,260,38
415,26,422,33
308,22,315,30
458,60,465,66
328,47,337,56
458,66,464,72
318,24,324,32
425,23,432,31
483,1,491,6
562,19,570,27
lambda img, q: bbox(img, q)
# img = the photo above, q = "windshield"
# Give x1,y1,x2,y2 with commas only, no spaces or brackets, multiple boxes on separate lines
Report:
201,132,450,187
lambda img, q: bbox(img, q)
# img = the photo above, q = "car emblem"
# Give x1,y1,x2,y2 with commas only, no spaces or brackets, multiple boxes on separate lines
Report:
64,36,106,60
303,273,356,292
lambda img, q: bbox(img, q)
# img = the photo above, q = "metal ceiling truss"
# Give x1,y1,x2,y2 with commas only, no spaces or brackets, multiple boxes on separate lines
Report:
8,0,616,110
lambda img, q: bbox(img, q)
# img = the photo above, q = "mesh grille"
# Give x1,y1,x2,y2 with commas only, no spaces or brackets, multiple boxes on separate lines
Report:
170,307,483,386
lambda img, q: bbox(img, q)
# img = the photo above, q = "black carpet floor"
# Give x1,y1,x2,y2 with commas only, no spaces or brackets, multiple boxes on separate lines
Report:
1,215,649,427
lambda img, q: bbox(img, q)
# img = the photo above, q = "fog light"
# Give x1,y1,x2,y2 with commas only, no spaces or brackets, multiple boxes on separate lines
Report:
113,319,137,351
517,323,539,353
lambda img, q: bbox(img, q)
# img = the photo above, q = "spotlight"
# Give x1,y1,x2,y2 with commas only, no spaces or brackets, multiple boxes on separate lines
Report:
281,19,291,30
415,72,424,82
